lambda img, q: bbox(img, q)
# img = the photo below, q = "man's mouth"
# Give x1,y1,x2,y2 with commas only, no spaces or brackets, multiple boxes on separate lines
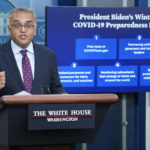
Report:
19,35,27,39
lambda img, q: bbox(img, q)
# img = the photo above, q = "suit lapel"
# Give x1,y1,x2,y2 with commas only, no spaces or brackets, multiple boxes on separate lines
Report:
2,42,25,89
32,44,43,93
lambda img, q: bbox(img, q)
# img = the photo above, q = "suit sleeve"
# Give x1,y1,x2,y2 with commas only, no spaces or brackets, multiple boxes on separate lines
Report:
50,53,66,94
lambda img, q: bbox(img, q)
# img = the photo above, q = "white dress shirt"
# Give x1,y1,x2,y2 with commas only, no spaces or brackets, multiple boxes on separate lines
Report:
11,40,35,81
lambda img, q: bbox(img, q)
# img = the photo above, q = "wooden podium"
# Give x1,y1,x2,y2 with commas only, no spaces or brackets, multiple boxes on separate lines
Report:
0,94,118,150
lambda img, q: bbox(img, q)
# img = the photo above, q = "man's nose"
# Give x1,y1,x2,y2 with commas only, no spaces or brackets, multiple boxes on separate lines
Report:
20,25,26,32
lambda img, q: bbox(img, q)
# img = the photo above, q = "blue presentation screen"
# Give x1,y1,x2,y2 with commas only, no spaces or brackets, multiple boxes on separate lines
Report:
46,7,150,93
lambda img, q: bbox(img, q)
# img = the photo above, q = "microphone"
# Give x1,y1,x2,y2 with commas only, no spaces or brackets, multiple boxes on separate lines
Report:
40,84,43,94
46,85,51,94
0,104,4,111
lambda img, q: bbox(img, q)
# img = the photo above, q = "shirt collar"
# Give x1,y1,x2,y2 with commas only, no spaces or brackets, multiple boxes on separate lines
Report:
11,40,34,54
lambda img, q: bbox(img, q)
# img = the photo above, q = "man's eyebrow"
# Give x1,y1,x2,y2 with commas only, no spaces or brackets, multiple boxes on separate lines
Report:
26,21,33,23
12,20,20,23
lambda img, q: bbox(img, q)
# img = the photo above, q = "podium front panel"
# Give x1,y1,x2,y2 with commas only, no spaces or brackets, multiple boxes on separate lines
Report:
0,104,111,146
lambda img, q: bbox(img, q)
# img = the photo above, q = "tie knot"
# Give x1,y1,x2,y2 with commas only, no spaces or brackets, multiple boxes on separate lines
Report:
20,50,27,56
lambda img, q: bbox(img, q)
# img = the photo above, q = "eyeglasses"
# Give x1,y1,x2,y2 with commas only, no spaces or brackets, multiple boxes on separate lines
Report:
10,24,35,30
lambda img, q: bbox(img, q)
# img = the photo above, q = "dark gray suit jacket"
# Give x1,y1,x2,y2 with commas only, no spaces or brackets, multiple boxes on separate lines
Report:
0,41,66,97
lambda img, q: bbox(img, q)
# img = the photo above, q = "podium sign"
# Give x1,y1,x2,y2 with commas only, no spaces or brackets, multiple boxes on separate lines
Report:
28,103,95,130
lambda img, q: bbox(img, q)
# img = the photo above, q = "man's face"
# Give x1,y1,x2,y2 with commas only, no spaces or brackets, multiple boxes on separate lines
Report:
8,11,37,49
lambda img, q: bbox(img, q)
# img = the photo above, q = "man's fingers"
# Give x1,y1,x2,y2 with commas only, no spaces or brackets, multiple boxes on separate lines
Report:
0,71,5,77
0,71,6,89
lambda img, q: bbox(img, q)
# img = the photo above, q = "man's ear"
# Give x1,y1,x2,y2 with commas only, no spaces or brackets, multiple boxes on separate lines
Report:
34,26,37,36
8,26,12,36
